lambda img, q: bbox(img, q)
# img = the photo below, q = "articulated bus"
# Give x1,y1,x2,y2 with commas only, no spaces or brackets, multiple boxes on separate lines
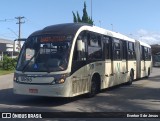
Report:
13,23,152,97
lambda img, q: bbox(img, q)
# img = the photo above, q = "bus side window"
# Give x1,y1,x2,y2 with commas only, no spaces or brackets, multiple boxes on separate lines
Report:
103,36,111,59
148,48,151,60
113,38,122,60
141,46,145,60
144,47,151,60
88,33,102,60
73,32,87,61
128,42,135,60
144,47,148,60
122,40,127,60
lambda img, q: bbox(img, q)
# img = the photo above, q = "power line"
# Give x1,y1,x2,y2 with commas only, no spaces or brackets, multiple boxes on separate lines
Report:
0,33,16,39
24,17,42,29
0,18,15,22
8,28,18,37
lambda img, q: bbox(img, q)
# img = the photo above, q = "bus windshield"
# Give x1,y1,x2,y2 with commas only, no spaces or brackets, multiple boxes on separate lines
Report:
16,35,72,72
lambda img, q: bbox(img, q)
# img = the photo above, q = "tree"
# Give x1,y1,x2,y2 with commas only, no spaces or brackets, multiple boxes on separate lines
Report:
72,2,94,25
72,11,77,23
77,11,82,22
88,17,93,25
82,2,89,23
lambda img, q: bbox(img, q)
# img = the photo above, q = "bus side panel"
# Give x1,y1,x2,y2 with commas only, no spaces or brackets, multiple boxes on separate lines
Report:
128,60,137,79
144,60,152,76
102,60,112,89
88,61,104,90
121,59,128,83
141,60,146,77
141,60,152,78
71,65,90,97
112,60,123,86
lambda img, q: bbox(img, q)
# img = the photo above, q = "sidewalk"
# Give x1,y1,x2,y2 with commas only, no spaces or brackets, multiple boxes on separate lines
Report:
0,73,14,90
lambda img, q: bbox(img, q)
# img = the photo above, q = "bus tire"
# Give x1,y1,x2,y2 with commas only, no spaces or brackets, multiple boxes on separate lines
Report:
127,70,134,85
146,68,150,78
86,76,99,98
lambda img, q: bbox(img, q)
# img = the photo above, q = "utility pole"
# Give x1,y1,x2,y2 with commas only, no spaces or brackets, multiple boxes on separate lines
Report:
15,16,25,50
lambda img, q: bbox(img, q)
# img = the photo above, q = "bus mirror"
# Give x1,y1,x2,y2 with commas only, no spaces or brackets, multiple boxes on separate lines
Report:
77,40,83,51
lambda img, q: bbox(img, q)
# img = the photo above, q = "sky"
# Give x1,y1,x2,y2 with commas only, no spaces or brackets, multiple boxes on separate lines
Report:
0,0,160,44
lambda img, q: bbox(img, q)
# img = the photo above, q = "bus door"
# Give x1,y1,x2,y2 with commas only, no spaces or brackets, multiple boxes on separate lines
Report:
141,46,146,77
121,40,128,82
103,36,112,88
71,34,88,95
87,33,103,86
112,38,123,85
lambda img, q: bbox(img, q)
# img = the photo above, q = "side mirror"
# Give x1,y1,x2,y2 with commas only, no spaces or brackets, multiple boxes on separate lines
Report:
77,40,83,51
77,40,85,51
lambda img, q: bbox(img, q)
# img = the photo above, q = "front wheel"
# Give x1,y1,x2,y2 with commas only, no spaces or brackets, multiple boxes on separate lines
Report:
86,77,99,98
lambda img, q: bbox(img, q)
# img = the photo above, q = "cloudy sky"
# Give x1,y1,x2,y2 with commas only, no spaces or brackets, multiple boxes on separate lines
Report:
0,0,160,45
132,30,160,44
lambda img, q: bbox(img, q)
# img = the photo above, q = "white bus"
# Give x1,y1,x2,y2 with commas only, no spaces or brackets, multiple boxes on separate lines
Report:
13,23,152,97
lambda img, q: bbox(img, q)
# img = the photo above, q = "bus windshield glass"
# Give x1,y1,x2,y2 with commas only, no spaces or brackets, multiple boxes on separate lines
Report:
16,35,73,72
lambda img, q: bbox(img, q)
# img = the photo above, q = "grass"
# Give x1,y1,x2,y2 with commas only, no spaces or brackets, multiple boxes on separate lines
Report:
0,68,14,76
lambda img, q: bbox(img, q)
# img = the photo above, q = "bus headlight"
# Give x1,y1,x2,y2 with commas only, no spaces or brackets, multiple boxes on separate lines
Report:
13,73,19,83
55,78,65,84
51,73,69,84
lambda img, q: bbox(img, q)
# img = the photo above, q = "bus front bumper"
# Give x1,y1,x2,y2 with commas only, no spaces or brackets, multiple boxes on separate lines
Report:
13,82,71,97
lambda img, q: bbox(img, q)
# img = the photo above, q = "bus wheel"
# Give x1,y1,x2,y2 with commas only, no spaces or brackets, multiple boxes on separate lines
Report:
146,68,150,78
127,71,133,85
86,77,99,98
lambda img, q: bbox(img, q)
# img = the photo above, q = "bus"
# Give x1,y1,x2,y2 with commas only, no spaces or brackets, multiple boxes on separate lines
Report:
13,23,152,97
153,54,160,67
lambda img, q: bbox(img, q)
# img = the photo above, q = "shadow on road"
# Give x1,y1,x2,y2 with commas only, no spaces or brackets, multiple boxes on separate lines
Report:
148,75,160,82
0,88,85,107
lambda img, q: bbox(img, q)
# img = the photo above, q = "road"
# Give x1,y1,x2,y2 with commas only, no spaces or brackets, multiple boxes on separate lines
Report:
0,68,160,121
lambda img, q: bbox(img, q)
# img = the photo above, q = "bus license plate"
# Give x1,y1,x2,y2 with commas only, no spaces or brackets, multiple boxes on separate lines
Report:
29,89,38,93
21,76,32,82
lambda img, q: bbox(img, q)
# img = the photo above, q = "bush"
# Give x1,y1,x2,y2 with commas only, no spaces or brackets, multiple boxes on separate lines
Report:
0,60,3,69
2,55,18,70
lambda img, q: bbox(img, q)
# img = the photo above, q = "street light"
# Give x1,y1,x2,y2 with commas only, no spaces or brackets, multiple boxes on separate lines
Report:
99,20,101,27
111,24,113,31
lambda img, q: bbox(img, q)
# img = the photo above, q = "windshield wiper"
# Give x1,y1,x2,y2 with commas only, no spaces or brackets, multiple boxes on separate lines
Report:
22,49,40,73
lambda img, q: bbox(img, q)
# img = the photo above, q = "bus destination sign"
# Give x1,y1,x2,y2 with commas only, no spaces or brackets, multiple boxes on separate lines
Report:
40,36,66,43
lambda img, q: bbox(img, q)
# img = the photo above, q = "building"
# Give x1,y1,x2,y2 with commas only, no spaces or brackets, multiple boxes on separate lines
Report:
0,38,26,60
0,38,16,60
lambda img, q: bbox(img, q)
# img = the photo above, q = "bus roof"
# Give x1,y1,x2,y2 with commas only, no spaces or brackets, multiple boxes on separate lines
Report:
89,26,135,42
29,23,149,45
139,40,151,48
29,23,91,37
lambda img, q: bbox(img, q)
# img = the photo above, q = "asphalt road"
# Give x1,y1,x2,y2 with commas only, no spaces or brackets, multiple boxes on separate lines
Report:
0,68,160,121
